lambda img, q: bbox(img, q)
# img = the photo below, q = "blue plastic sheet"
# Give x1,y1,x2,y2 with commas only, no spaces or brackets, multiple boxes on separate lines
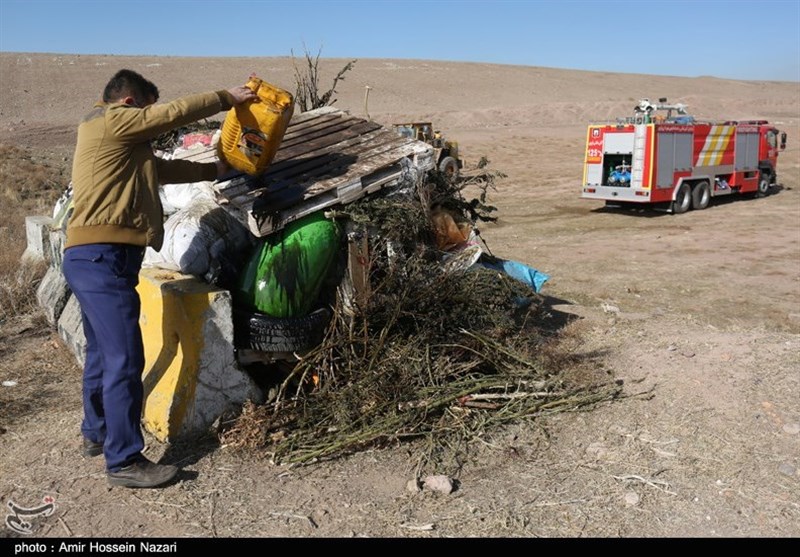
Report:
479,257,550,293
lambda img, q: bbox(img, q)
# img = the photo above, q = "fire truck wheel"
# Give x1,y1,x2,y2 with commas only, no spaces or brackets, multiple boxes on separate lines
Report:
757,174,771,197
672,183,692,214
691,181,710,210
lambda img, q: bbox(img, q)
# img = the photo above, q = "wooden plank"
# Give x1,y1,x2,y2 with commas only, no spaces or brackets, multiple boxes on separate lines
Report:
168,144,216,162
245,159,419,237
303,143,431,196
214,173,257,202
213,127,392,202
215,127,415,202
263,128,392,181
236,172,394,237
281,113,354,145
166,109,357,163
347,232,371,308
257,131,414,194
272,120,383,163
296,151,422,199
213,123,388,192
285,105,339,125
163,106,434,238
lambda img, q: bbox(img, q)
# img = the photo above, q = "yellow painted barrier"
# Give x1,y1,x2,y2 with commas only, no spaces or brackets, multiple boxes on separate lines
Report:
136,268,259,441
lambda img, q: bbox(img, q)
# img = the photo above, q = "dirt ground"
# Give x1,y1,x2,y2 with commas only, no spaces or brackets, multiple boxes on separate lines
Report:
0,53,798,539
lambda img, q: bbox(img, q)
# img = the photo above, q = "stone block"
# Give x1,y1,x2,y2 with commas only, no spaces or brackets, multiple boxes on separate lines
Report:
36,265,71,326
48,228,67,269
22,215,53,264
57,293,86,367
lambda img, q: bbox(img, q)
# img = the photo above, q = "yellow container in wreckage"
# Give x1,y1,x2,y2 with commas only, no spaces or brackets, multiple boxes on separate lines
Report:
217,75,295,176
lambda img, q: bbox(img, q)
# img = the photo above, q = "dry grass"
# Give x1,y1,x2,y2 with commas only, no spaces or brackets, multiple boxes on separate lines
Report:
0,257,49,321
0,144,67,320
0,144,66,208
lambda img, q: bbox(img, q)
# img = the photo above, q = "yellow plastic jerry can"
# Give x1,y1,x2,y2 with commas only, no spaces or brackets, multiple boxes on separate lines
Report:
217,75,295,176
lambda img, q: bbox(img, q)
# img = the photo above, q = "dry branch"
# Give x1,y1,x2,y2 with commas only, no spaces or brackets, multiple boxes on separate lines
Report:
221,161,622,476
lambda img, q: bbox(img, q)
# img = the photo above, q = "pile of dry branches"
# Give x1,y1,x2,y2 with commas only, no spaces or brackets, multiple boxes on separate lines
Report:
221,163,622,476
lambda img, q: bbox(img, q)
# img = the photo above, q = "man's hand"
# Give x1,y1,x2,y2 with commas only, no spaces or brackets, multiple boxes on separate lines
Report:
215,159,232,179
228,85,257,105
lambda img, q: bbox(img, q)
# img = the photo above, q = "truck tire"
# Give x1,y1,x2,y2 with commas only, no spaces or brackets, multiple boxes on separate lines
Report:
439,156,459,178
691,181,710,210
756,173,770,197
672,183,691,214
233,306,331,353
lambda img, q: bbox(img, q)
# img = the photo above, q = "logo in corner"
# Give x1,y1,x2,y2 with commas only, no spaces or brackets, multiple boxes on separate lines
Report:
5,496,56,535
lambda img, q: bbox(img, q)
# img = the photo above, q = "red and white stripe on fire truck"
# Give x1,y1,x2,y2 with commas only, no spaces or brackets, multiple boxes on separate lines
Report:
695,125,735,166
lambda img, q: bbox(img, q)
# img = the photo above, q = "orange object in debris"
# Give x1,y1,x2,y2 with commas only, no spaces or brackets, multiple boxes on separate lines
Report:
217,75,295,176
431,208,472,251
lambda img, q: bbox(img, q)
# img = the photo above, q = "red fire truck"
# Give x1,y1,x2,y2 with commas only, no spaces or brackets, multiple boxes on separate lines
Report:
581,98,787,213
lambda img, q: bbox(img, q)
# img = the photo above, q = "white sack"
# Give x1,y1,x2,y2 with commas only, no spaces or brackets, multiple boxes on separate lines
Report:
143,199,253,284
159,180,217,217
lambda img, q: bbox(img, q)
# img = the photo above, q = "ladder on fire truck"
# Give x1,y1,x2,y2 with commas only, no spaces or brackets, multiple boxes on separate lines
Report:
631,124,647,189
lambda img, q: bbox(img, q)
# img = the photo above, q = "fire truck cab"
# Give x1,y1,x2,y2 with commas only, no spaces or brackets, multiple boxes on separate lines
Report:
581,98,787,213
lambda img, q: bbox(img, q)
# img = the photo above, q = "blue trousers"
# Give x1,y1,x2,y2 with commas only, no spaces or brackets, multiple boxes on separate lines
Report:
62,244,146,471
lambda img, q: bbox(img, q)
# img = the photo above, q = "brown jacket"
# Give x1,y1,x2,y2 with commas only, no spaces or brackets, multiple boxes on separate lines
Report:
66,90,234,251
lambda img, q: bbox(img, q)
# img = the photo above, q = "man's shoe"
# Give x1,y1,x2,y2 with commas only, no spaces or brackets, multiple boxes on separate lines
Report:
107,458,179,488
82,438,103,458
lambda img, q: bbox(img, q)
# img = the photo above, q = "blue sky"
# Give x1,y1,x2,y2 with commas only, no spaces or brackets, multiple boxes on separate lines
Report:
1,0,799,81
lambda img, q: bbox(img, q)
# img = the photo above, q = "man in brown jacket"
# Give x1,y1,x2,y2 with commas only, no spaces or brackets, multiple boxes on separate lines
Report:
63,69,256,488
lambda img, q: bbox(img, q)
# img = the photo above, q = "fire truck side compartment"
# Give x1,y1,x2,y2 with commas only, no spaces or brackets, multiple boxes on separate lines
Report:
655,129,692,189
735,130,760,172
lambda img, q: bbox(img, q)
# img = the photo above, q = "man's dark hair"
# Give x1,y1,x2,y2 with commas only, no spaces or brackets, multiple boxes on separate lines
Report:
102,69,159,105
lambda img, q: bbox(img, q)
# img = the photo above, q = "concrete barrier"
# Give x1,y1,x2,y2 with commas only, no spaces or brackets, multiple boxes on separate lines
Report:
57,293,86,365
31,225,71,326
22,215,53,264
32,220,265,442
137,268,263,441
37,265,71,326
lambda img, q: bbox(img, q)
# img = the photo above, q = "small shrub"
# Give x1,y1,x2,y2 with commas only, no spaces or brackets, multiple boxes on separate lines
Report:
0,143,68,320
291,45,356,113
